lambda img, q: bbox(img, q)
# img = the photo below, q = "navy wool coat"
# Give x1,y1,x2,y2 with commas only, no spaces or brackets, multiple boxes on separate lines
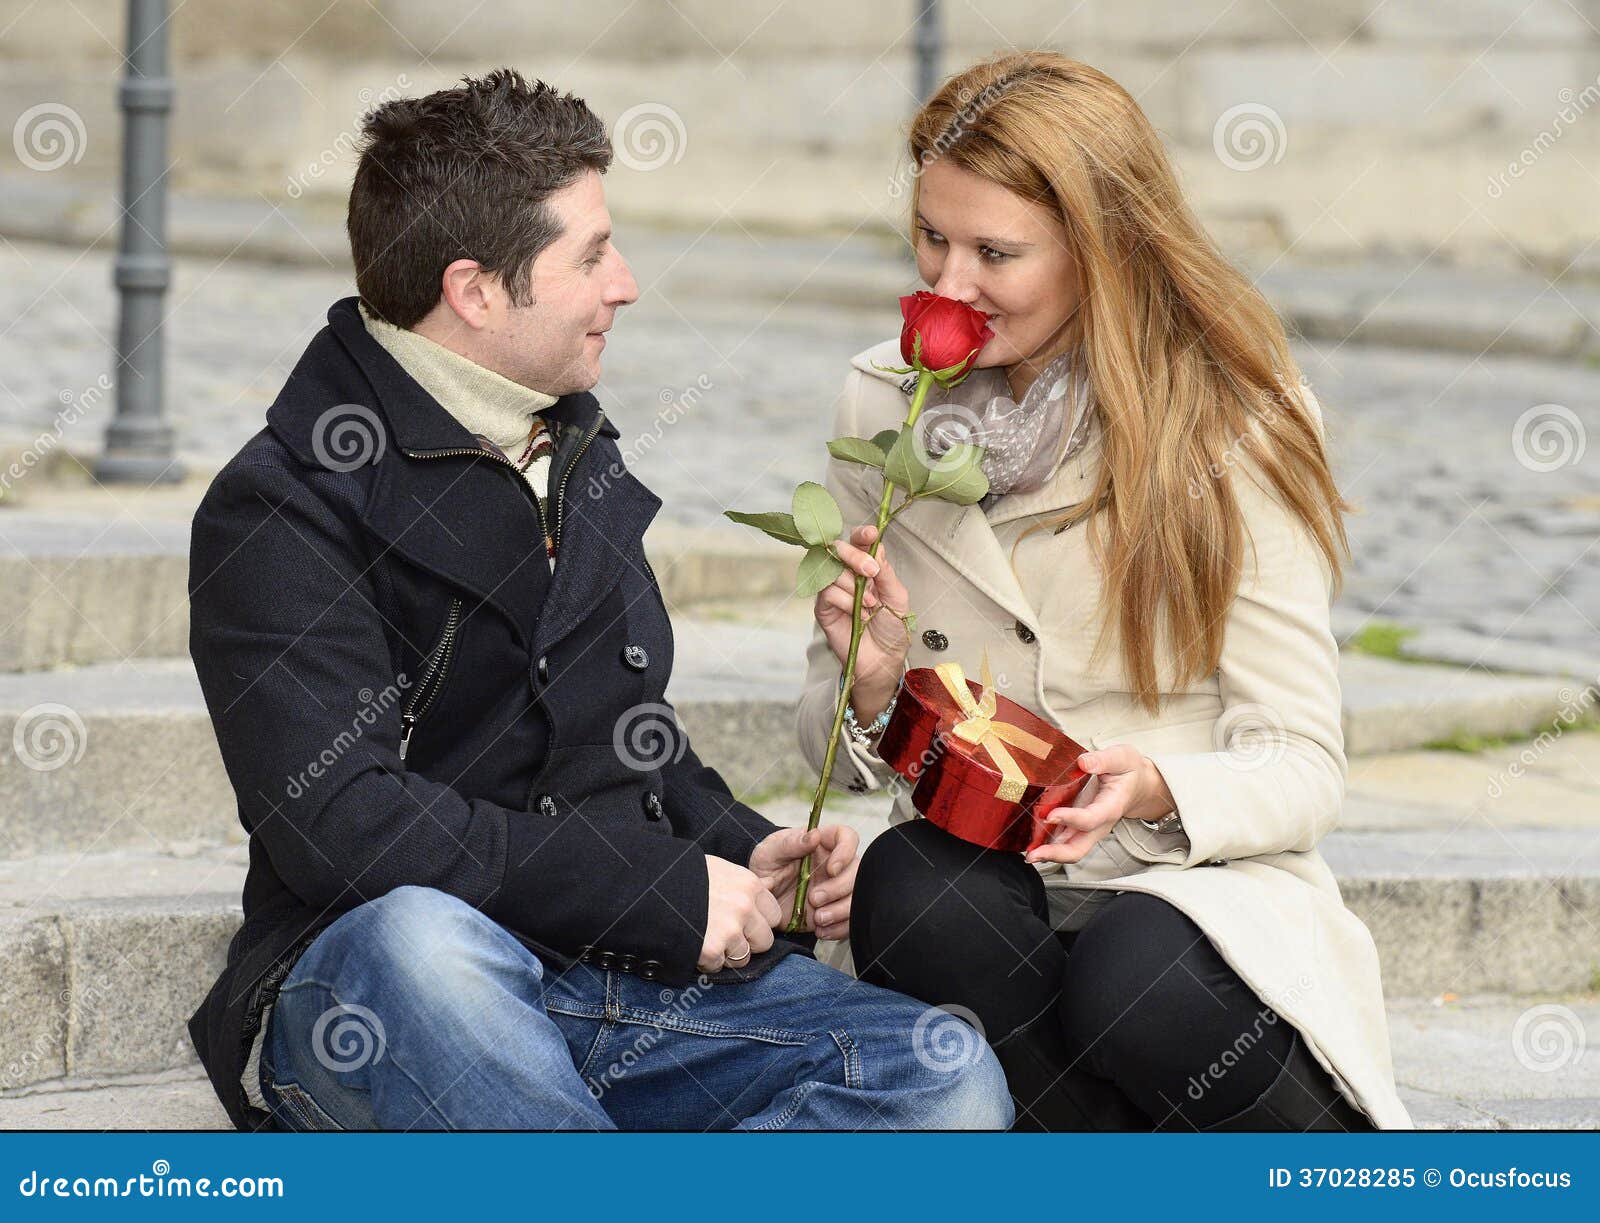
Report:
186,297,808,1130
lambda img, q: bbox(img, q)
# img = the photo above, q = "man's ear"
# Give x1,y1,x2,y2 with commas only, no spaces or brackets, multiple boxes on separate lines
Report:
438,259,494,329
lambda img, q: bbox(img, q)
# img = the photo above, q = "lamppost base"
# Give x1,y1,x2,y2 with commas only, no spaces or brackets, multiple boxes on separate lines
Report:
93,421,187,484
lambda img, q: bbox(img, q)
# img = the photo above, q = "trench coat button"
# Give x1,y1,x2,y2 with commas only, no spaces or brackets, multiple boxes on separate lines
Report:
921,629,949,652
537,793,557,818
536,655,550,684
643,792,664,821
622,644,649,671
1014,620,1037,645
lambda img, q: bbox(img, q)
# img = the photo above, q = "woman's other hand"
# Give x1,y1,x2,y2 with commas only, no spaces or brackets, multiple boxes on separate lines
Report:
814,524,911,723
1025,745,1179,864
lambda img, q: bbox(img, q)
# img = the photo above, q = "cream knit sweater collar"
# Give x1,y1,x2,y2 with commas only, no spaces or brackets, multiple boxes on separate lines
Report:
359,303,558,453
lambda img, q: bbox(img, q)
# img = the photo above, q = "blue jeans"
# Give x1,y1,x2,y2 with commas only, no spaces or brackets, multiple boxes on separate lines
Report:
260,885,1013,1131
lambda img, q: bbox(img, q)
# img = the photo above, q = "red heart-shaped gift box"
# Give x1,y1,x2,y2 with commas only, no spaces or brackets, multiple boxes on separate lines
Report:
874,666,1091,853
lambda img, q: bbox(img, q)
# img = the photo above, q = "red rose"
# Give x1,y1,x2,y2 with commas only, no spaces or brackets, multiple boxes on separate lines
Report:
898,291,993,380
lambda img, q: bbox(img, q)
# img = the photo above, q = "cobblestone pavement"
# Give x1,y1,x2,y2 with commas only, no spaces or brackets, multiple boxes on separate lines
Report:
2,237,1597,662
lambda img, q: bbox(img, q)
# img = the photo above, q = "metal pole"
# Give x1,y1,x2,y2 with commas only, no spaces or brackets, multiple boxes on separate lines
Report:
98,0,182,484
914,0,942,103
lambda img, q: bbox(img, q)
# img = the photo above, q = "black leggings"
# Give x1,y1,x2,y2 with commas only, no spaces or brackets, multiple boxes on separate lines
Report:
851,818,1369,1131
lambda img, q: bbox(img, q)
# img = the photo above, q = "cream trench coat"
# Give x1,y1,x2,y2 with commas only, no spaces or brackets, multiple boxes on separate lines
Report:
796,338,1411,1129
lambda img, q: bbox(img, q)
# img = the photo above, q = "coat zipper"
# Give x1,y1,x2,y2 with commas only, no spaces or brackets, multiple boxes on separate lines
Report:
396,413,606,765
398,595,462,762
403,441,554,555
553,412,605,553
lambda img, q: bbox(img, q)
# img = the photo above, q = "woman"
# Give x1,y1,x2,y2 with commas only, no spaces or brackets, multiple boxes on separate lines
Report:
795,52,1410,1131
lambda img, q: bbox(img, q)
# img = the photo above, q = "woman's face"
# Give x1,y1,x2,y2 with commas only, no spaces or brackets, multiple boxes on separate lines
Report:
913,158,1082,378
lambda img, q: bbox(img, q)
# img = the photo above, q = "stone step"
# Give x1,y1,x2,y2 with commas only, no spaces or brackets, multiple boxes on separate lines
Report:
2,810,1598,1092
0,633,1583,856
0,503,797,671
3,994,1596,1131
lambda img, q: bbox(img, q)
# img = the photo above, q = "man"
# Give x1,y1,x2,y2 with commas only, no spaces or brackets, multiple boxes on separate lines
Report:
185,68,1010,1131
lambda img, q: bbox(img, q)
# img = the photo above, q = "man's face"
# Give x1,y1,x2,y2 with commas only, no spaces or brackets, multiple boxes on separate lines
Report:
484,169,638,396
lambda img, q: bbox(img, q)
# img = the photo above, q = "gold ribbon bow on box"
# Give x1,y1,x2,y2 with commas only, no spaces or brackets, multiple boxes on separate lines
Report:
932,651,1052,803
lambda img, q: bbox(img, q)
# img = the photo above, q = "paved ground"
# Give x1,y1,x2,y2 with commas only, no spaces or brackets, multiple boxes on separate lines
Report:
2,236,1597,665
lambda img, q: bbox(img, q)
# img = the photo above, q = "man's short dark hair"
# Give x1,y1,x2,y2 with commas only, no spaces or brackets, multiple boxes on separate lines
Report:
347,68,612,328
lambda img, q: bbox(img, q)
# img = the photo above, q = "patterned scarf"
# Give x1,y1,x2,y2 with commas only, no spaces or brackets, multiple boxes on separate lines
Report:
914,346,1095,499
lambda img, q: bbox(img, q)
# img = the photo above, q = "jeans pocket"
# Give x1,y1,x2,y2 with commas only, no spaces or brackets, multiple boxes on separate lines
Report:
262,1074,347,1131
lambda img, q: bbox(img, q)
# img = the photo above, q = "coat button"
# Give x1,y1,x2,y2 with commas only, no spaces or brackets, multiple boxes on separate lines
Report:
622,644,649,671
617,953,638,973
596,949,616,971
1014,620,1037,644
921,629,949,652
537,793,557,818
536,655,550,684
643,792,664,821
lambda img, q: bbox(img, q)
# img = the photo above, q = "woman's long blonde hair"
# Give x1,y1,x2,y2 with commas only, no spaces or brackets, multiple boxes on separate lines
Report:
909,52,1353,715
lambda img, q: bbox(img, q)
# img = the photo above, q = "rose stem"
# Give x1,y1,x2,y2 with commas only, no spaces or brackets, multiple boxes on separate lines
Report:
786,366,935,934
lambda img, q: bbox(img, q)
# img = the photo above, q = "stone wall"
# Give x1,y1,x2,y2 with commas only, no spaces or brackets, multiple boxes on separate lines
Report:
3,0,1598,272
